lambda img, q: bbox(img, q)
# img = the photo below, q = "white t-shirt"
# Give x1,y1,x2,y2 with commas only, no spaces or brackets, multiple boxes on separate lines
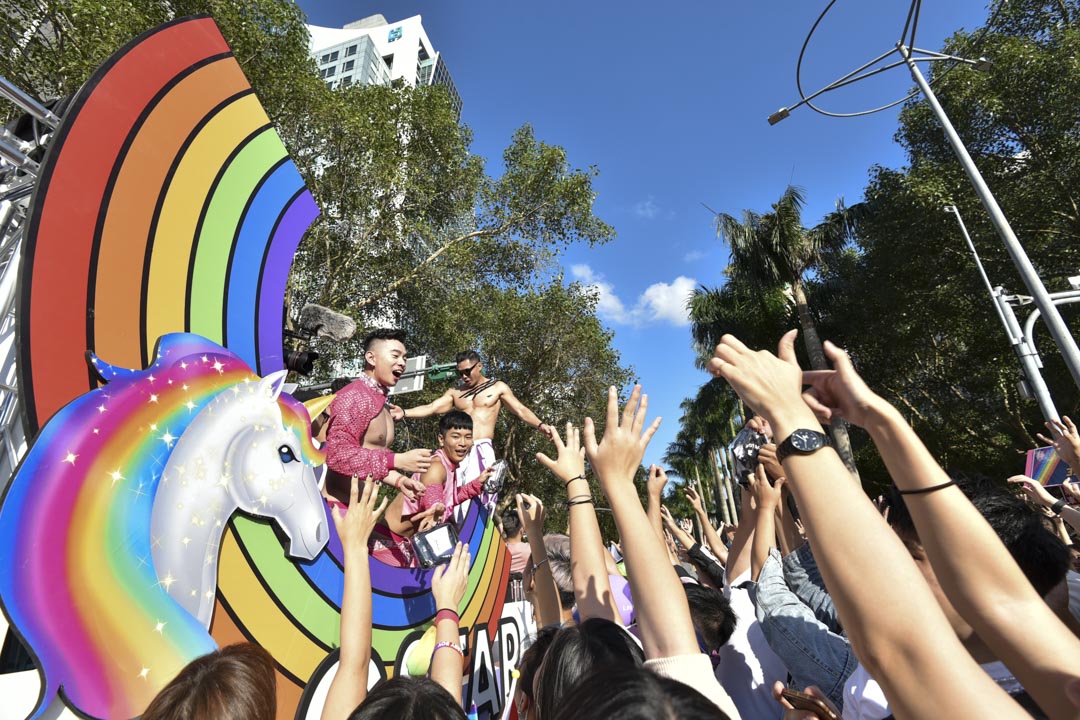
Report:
842,660,1022,719
717,570,788,720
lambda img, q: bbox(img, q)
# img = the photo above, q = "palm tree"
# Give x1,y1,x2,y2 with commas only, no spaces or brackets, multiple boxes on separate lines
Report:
712,185,860,479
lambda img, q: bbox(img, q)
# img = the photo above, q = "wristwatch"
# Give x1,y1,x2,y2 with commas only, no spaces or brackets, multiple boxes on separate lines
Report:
776,429,832,462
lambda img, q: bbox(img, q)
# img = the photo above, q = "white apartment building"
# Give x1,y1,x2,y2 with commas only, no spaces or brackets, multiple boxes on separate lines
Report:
307,14,461,116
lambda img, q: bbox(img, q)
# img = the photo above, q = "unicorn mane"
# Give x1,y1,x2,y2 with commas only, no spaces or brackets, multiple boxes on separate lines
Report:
0,333,321,719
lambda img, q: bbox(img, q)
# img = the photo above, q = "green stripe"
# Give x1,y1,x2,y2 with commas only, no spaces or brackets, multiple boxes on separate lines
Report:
189,128,285,339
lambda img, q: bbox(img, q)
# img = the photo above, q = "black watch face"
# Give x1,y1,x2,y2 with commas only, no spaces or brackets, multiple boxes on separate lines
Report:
791,429,825,451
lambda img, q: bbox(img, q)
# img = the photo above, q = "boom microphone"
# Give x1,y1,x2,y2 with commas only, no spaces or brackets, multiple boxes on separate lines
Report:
298,304,357,342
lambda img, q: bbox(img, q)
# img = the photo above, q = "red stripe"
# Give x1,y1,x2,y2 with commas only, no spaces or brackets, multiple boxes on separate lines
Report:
27,17,229,427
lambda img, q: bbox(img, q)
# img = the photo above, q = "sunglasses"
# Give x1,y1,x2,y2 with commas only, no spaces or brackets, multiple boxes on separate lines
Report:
457,362,478,377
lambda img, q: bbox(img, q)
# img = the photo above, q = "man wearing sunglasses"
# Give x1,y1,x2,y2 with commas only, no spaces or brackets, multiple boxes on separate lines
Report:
395,350,553,494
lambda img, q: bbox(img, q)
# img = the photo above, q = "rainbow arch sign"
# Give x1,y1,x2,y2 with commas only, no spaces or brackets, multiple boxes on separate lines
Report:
17,14,318,434
2,14,521,720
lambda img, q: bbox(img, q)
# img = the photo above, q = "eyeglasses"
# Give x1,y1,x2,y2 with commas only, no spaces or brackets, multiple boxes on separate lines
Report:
457,362,478,377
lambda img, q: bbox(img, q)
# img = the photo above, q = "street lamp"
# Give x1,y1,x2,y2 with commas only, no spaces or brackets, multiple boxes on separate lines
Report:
771,0,1080,395
944,205,1058,423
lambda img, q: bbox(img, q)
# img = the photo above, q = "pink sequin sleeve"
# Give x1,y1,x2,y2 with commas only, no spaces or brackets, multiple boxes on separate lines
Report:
324,380,394,481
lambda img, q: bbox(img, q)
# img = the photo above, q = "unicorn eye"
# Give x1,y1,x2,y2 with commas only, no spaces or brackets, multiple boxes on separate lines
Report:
278,445,298,464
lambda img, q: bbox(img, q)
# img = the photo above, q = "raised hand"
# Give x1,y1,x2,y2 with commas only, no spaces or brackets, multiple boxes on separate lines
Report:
1007,474,1057,509
748,464,784,510
801,341,888,429
536,421,586,485
515,492,546,538
1062,480,1080,504
1037,416,1080,470
330,475,389,556
706,332,806,428
388,403,405,422
647,465,669,499
758,443,785,481
431,542,471,611
583,385,661,492
683,484,705,514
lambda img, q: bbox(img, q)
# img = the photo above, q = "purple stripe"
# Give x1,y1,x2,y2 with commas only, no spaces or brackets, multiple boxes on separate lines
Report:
256,190,319,374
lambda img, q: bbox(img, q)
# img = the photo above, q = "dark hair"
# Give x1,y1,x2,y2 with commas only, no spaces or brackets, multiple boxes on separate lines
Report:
517,626,559,710
439,410,473,436
549,665,728,720
543,534,575,610
534,618,645,720
362,328,407,369
887,470,1070,597
349,676,467,720
140,643,276,720
455,350,481,364
502,507,523,538
683,584,737,651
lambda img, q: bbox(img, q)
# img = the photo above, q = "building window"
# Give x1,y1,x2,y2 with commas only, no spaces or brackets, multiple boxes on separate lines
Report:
346,45,357,57
344,59,355,71
320,53,331,64
325,65,336,77
329,50,339,62
319,68,327,78
340,76,352,87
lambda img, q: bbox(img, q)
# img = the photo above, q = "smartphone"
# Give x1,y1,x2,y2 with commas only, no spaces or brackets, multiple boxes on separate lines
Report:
484,460,507,493
780,689,840,720
412,522,460,569
732,426,767,486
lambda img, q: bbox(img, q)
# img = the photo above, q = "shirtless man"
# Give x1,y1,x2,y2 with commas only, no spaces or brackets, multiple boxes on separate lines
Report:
393,350,553,484
322,328,431,505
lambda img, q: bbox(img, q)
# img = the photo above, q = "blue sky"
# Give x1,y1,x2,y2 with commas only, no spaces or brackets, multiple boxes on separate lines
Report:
298,0,993,470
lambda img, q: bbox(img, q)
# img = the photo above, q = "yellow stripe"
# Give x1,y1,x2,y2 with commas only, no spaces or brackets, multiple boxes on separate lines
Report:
216,525,328,682
144,94,268,356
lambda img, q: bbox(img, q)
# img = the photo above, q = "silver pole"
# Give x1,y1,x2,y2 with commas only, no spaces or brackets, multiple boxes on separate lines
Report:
0,75,60,128
901,43,1080,392
994,288,1059,422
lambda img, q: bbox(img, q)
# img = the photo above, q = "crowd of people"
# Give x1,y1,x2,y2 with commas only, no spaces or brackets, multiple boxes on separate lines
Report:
139,328,1080,719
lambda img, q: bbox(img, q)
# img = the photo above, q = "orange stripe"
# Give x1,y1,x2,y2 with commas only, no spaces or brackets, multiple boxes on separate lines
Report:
209,597,305,720
94,58,249,372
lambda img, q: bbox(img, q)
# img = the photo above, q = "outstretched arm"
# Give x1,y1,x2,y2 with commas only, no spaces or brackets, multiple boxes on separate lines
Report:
646,465,669,543
430,543,471,704
322,476,389,720
516,492,563,627
499,384,553,438
749,469,784,582
585,385,701,659
537,422,618,622
401,390,456,421
802,341,1080,719
683,485,728,566
710,331,1029,720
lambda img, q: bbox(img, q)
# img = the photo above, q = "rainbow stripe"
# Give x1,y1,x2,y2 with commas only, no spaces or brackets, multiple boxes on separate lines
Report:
214,498,510,687
18,15,319,434
0,334,320,718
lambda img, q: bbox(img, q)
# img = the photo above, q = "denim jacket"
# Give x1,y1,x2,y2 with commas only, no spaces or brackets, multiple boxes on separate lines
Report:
782,542,842,634
749,549,858,711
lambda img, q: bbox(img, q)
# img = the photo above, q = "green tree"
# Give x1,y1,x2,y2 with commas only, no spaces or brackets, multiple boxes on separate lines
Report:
708,187,860,476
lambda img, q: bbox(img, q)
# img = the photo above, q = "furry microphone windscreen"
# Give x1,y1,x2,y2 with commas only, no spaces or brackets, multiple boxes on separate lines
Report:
298,304,357,342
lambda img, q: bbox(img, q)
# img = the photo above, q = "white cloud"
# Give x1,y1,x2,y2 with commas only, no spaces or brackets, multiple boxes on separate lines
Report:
683,250,706,263
638,276,697,326
571,265,695,327
633,196,660,220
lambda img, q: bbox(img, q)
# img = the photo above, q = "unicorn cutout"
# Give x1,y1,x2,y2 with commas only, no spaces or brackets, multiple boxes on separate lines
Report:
0,334,327,719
